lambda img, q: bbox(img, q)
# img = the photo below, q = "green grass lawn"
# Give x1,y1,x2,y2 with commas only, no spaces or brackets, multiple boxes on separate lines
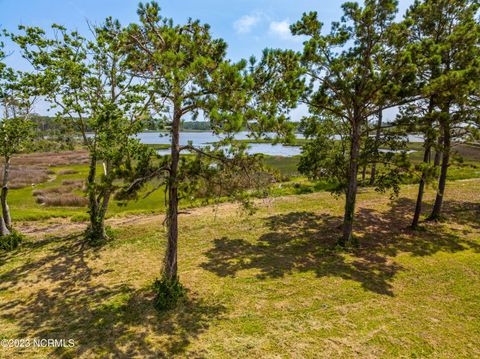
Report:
0,179,479,357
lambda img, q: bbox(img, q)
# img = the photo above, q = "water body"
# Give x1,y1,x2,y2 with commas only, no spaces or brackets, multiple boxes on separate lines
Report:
137,131,304,157
137,131,423,157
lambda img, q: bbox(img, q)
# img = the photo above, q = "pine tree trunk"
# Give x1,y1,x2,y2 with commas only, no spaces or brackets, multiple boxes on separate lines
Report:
369,108,382,186
1,156,12,230
341,120,361,246
361,164,367,186
411,144,431,228
411,98,435,229
433,135,442,168
163,105,181,281
429,120,450,221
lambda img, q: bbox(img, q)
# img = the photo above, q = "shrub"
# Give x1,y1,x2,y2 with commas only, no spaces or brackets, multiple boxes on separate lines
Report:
153,276,187,311
0,231,25,251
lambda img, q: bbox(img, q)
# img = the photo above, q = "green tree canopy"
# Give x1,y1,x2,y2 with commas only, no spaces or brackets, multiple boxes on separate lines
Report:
291,0,415,245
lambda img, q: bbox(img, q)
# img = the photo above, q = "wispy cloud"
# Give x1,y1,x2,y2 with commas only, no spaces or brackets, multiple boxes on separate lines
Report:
233,13,261,34
269,19,294,40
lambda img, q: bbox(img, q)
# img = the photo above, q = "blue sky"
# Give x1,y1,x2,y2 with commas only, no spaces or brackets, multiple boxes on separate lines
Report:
0,0,415,116
1,0,416,62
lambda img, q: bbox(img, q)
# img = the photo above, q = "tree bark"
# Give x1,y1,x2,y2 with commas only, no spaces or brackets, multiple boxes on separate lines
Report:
411,143,431,228
87,152,98,221
1,156,12,230
429,119,450,221
361,164,367,186
341,120,361,246
89,212,107,240
0,215,10,236
411,98,435,229
369,108,383,186
86,152,106,241
163,103,181,281
433,135,442,168
86,157,113,242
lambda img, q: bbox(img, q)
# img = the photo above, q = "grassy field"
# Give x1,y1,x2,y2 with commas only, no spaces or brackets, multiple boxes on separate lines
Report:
0,178,479,357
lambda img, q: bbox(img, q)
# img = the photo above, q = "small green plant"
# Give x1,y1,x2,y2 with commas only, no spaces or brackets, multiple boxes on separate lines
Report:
0,231,25,251
152,276,187,311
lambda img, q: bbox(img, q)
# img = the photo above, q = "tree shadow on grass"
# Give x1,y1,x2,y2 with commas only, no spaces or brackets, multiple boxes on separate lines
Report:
202,211,399,296
0,234,225,357
202,198,480,297
355,197,480,257
442,200,480,230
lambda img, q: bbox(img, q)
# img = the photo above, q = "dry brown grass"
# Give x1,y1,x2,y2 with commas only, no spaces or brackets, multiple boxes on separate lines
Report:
32,178,87,207
35,193,88,207
453,143,480,162
0,150,89,189
61,179,84,187
12,150,89,167
0,166,52,189
58,169,80,175
32,185,80,197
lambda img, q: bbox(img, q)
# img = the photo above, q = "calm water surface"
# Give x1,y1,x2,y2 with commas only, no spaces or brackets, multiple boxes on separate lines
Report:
137,131,422,157
137,131,304,156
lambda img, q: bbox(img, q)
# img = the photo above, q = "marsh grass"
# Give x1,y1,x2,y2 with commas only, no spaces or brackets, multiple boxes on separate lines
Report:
4,145,480,221
35,193,88,207
0,166,51,189
0,150,90,190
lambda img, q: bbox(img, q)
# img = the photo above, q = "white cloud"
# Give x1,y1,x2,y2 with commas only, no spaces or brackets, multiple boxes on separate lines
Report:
233,14,261,34
269,20,293,40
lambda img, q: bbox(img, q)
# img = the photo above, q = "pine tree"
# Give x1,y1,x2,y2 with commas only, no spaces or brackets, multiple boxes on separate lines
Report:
292,0,415,245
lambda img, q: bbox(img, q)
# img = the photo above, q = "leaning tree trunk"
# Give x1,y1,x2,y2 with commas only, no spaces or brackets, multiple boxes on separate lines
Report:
163,105,181,281
369,107,383,186
1,156,12,230
429,119,450,221
411,99,435,229
341,120,361,246
411,143,431,228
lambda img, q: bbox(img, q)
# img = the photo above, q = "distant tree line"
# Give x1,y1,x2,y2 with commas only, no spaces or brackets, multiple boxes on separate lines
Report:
30,114,215,132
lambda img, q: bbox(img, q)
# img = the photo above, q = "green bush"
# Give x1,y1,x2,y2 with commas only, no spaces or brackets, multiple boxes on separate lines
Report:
0,231,25,251
153,276,186,311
